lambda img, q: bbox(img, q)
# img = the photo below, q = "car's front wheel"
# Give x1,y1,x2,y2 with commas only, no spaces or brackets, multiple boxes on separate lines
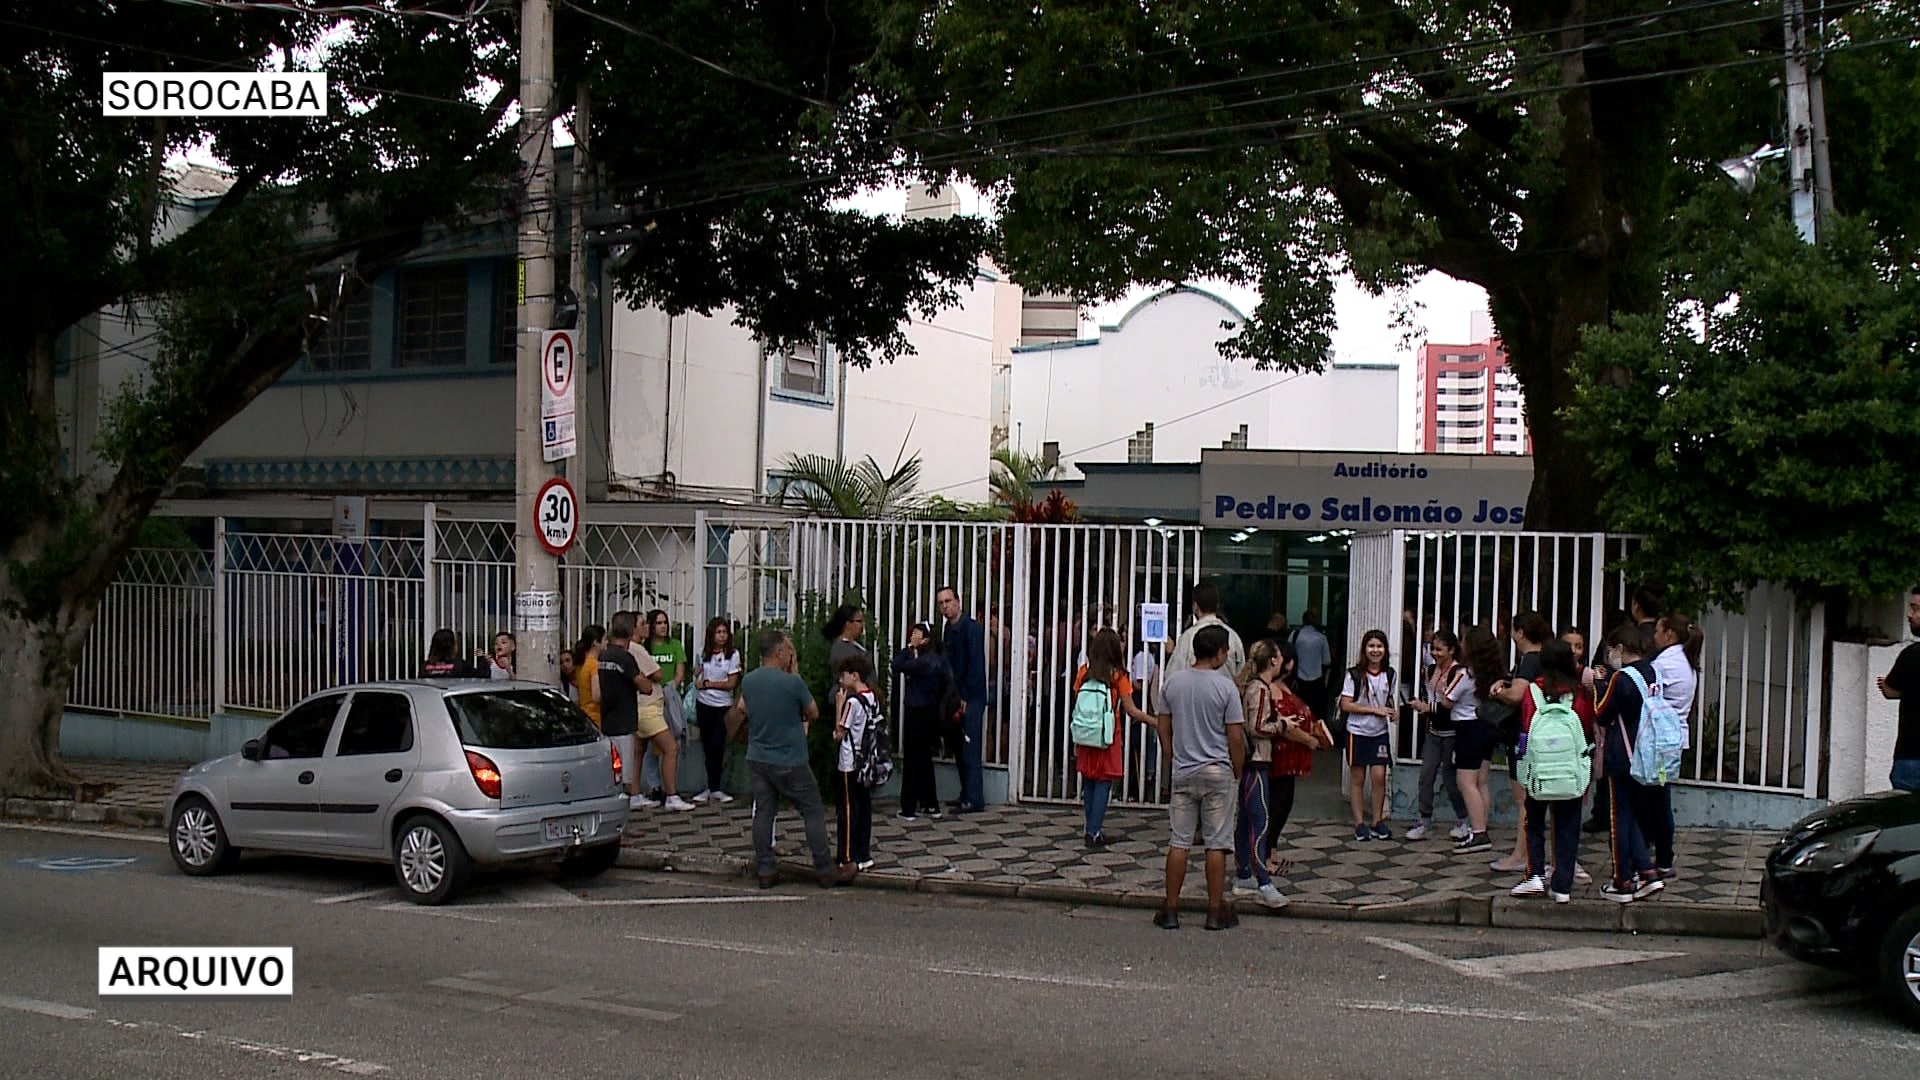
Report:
168,796,239,876
392,815,471,906
1877,906,1920,1030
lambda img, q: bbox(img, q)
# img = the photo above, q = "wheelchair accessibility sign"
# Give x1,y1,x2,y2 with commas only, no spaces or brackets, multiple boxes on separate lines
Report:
17,854,141,873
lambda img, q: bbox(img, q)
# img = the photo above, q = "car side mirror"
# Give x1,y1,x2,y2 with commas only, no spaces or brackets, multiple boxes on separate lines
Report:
241,739,261,761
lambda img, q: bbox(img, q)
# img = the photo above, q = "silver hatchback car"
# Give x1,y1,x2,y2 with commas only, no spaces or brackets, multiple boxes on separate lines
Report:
167,680,630,904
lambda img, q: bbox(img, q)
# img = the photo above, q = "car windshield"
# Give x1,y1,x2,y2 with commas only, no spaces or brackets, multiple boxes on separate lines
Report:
445,688,600,749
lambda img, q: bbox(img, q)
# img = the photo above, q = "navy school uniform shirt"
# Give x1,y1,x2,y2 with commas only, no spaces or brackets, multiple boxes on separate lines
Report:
1594,659,1658,779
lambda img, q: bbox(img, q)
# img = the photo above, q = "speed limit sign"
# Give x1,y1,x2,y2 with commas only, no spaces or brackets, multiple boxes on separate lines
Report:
535,477,578,555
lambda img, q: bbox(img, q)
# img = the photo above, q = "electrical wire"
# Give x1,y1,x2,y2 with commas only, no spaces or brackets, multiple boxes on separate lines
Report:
559,0,837,111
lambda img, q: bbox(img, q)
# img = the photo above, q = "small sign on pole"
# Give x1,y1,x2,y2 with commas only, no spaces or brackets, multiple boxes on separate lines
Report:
513,590,563,634
540,329,576,463
1140,602,1169,644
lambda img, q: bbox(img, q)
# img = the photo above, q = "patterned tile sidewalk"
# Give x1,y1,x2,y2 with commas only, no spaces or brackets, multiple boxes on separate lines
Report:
31,761,1768,935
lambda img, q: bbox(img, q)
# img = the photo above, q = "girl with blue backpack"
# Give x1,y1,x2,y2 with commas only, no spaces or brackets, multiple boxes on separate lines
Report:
1593,624,1669,902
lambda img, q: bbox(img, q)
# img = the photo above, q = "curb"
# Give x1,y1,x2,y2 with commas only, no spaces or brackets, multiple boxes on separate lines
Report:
4,798,164,831
610,842,1763,939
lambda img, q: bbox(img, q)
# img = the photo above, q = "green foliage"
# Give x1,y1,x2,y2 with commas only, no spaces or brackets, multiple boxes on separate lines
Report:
777,445,926,519
1570,184,1920,610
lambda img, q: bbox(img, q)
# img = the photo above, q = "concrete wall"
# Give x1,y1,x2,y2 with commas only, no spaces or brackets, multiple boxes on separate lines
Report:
1829,641,1906,801
60,711,275,765
1008,287,1399,476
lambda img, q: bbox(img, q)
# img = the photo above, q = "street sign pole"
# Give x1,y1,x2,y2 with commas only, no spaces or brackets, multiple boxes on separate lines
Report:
512,0,560,684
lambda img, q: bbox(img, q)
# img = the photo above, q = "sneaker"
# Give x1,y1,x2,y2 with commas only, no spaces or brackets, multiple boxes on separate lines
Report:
1256,883,1290,909
1448,822,1474,842
1371,822,1392,841
1600,882,1637,903
1656,866,1676,880
1634,876,1666,899
708,790,735,804
1353,824,1372,843
662,794,697,812
896,812,920,822
1550,891,1572,904
1453,832,1493,854
1573,865,1593,886
1405,820,1429,841
1234,876,1258,895
629,793,661,809
857,860,874,872
1510,875,1547,898
926,807,944,820
690,789,714,803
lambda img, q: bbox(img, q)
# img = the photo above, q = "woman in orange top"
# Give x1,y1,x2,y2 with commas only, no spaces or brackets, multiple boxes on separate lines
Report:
1074,628,1158,847
572,625,605,727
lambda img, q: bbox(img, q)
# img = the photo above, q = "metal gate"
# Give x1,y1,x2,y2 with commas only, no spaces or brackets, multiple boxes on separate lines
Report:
789,520,1200,806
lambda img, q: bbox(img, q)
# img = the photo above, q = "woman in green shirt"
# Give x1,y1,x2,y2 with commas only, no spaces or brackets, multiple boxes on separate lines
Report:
644,609,688,690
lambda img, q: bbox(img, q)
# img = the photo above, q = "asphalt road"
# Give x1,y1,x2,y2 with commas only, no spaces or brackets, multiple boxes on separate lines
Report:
1,821,1914,1080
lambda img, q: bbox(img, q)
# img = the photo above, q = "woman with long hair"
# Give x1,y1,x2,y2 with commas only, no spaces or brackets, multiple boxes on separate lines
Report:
1451,625,1504,855
1231,639,1293,908
1405,628,1472,843
1072,628,1156,846
1337,629,1396,843
1263,640,1328,878
571,625,605,726
1506,639,1597,903
691,617,742,803
893,622,952,821
422,628,478,678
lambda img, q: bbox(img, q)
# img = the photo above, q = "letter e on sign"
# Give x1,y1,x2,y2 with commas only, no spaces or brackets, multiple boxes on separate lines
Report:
542,330,574,399
536,477,579,556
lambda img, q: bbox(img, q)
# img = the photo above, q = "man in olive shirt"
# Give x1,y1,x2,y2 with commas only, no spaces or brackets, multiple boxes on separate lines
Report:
731,629,846,887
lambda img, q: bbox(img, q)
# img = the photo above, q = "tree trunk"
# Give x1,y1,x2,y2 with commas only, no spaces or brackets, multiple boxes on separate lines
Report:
1490,276,1608,532
0,602,107,800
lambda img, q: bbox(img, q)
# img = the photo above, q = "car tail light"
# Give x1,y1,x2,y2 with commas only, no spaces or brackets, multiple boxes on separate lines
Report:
465,749,502,800
609,742,623,780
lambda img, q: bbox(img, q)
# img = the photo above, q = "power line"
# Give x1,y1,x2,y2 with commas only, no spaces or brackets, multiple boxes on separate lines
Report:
560,0,837,111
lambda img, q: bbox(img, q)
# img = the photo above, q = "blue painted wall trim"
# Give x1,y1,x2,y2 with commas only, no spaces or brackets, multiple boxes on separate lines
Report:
61,711,275,764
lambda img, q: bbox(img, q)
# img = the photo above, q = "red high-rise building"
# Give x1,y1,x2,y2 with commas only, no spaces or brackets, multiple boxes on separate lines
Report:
1415,335,1530,455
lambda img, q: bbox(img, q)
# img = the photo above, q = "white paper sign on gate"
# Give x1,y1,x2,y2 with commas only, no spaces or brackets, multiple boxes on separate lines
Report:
1139,602,1169,644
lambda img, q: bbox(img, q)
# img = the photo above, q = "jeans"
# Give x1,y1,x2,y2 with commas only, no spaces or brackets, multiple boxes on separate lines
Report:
834,771,872,866
748,760,833,876
1234,769,1273,886
1524,795,1583,894
1416,731,1468,821
1607,776,1655,888
957,698,986,808
900,704,941,815
1082,778,1113,840
695,701,730,793
1892,759,1920,793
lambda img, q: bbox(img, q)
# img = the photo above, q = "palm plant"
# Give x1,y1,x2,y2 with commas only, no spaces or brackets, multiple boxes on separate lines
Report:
989,447,1054,510
777,442,925,519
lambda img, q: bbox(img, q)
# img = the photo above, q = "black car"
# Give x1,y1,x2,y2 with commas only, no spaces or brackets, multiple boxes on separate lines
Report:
1762,789,1920,1027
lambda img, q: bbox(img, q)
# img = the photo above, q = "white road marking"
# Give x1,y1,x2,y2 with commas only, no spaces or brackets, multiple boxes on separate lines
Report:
429,972,680,1022
502,895,803,909
0,822,166,844
0,993,386,1075
1453,947,1683,977
925,965,1165,991
1589,964,1853,1009
1337,999,1560,1022
1366,936,1483,977
314,885,394,905
494,879,586,905
184,880,328,901
623,932,805,957
0,993,98,1020
374,902,503,924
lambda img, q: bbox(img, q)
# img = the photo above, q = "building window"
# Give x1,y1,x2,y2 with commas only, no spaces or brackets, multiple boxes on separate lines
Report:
493,259,519,365
310,290,373,371
397,264,468,367
778,338,828,396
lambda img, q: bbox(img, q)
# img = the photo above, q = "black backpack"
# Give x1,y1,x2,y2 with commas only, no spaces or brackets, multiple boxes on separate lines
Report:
853,698,895,789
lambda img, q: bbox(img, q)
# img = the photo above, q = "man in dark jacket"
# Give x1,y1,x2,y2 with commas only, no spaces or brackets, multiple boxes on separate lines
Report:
938,585,987,814
1593,624,1667,903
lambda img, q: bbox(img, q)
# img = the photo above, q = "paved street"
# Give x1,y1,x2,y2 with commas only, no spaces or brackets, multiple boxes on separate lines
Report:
0,822,1913,1079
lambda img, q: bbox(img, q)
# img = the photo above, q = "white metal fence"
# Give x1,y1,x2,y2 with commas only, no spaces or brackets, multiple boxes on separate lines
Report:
1349,529,1822,797
70,547,215,719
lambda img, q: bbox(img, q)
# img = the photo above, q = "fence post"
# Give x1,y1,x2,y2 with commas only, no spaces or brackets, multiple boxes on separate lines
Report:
693,508,709,641
1007,522,1031,804
1804,600,1827,799
422,501,437,657
211,516,227,719
1587,533,1607,652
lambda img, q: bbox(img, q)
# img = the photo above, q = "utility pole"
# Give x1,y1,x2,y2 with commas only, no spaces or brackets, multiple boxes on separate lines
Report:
1782,0,1824,243
512,0,561,684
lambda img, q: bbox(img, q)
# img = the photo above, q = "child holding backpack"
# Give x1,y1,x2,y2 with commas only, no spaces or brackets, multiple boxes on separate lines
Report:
833,653,888,874
1071,629,1157,846
1493,639,1595,903
1593,623,1671,902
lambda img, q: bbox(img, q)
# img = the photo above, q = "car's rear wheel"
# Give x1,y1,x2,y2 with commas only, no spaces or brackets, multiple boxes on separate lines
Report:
393,815,471,906
1877,907,1920,1030
169,796,239,876
557,840,620,879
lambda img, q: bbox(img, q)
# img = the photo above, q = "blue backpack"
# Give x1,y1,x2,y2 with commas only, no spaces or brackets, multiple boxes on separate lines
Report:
1070,678,1115,749
1623,667,1686,786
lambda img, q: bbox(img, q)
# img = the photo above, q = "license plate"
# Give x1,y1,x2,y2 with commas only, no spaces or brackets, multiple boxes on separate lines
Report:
543,813,596,843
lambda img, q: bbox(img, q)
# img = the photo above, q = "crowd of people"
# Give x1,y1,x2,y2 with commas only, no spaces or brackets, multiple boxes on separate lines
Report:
415,578,1707,917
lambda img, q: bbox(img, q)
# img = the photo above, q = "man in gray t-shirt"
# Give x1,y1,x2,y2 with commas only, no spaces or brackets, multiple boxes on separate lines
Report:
1150,625,1245,932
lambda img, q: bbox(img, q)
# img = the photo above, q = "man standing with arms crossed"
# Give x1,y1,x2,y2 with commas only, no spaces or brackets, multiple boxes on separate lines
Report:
730,629,848,888
1151,625,1247,932
939,585,988,815
1876,587,1920,793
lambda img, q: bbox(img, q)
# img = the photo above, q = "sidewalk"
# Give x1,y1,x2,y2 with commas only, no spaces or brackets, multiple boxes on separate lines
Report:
20,761,1768,937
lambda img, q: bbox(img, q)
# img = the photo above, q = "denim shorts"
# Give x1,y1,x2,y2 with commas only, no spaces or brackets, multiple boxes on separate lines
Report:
1892,759,1920,793
1169,764,1236,851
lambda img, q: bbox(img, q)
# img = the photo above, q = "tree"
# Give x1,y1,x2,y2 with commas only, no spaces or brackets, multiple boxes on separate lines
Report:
776,448,927,518
876,0,1871,527
0,1,994,798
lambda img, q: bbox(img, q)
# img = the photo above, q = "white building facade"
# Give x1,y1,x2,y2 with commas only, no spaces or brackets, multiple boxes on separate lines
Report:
1007,286,1398,475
